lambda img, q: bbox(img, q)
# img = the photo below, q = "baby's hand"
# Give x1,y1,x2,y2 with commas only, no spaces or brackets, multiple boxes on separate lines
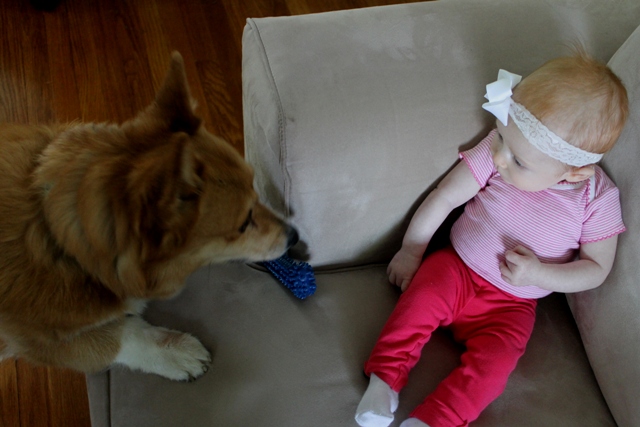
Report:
499,245,541,287
387,248,422,292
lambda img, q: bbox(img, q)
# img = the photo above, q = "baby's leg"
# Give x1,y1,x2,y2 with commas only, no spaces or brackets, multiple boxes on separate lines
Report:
357,248,475,426
364,247,475,391
410,283,537,426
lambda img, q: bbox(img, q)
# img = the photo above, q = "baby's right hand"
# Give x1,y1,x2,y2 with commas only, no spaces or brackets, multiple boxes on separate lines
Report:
387,248,423,292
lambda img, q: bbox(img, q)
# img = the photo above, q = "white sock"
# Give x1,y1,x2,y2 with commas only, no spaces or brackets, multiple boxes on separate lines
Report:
399,418,430,427
355,373,399,427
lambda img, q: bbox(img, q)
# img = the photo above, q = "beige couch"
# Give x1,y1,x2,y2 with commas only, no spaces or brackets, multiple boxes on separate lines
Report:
87,0,640,425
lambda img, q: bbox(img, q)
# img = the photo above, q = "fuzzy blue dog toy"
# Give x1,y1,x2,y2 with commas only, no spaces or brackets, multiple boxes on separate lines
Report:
260,254,316,300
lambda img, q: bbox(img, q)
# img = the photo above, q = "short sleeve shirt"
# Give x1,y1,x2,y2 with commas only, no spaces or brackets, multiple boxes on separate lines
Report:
450,130,626,299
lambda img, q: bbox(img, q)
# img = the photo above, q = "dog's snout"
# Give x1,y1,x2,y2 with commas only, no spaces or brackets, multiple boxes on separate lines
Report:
286,226,299,249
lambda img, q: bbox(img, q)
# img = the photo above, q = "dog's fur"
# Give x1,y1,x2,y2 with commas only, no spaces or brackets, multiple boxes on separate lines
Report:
0,52,297,380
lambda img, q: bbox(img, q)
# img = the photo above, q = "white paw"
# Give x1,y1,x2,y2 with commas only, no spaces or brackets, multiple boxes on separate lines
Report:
115,317,212,381
151,330,212,381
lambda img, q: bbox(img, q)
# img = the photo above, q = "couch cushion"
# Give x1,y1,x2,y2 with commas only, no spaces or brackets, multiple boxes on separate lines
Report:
243,0,640,268
88,263,614,426
566,23,640,427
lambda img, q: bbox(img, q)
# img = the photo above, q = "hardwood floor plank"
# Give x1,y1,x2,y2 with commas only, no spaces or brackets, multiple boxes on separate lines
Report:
16,362,86,427
154,1,216,136
18,5,54,124
196,0,244,150
89,0,154,121
0,360,20,427
16,362,52,427
133,1,172,91
44,1,82,122
45,366,91,427
103,0,157,118
176,0,232,142
0,1,30,123
65,1,112,122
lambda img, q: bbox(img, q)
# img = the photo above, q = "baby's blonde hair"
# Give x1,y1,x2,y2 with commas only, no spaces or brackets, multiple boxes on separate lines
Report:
512,48,628,155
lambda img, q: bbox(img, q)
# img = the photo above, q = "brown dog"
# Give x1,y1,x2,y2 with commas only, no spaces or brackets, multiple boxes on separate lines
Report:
0,52,297,381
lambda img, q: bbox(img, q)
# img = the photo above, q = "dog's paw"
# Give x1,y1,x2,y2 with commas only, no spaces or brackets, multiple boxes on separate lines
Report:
153,330,212,382
115,317,212,381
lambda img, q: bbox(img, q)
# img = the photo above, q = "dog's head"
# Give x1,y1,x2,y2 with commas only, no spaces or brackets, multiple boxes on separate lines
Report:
114,53,298,295
39,53,297,298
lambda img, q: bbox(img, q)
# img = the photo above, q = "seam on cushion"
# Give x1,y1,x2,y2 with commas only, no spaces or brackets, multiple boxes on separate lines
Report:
246,19,292,217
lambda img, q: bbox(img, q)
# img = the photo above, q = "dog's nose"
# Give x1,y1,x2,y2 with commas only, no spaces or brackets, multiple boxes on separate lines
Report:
286,226,299,248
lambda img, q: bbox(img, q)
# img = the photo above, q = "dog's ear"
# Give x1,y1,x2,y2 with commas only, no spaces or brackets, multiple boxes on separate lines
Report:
133,133,203,250
150,52,202,135
114,133,203,297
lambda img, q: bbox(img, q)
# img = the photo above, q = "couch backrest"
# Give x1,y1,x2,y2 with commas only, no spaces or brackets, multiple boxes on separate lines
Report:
566,24,640,427
243,0,640,269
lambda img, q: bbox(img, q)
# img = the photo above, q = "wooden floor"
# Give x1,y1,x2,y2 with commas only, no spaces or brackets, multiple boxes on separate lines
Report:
0,0,424,425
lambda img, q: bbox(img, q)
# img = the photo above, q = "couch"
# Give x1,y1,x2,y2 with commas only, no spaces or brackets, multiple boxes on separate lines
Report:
87,0,640,425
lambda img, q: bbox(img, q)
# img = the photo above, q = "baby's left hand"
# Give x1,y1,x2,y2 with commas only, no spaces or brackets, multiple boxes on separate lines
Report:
499,245,541,287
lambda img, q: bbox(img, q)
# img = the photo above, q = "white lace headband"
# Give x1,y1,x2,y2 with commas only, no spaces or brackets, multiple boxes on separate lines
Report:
482,69,603,167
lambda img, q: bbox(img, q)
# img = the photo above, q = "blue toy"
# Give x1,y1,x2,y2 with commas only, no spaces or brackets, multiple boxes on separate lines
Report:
260,254,317,299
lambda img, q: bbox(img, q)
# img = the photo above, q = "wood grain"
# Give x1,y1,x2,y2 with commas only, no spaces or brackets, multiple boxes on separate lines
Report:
0,0,426,425
0,361,20,427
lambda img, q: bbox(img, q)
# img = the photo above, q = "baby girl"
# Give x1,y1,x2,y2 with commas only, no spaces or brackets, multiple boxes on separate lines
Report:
355,50,628,427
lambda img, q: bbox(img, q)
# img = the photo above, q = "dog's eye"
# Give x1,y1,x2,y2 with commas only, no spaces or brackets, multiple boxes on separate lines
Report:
239,210,253,233
179,192,199,202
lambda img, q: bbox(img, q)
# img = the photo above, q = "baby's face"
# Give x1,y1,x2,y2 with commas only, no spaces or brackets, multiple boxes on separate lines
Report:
492,119,572,192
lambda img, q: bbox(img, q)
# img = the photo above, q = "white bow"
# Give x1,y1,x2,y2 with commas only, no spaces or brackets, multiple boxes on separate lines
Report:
482,69,522,126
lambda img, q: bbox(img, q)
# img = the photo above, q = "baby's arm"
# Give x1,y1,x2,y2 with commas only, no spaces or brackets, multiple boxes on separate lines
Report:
388,161,481,290
500,236,619,293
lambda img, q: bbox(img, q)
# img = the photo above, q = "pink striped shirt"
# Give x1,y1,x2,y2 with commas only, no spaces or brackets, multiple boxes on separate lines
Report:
450,130,626,299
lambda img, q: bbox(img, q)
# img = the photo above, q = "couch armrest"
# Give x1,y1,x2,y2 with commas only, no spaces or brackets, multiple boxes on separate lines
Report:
567,23,640,427
243,19,288,218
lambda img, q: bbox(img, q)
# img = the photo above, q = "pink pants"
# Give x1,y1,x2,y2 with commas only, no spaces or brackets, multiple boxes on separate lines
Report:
365,247,537,427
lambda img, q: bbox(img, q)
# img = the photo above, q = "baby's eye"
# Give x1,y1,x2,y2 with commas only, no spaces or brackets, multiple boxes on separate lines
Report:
513,157,523,167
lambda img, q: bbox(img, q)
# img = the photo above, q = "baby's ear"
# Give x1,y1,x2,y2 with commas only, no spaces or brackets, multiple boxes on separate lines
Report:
564,165,595,183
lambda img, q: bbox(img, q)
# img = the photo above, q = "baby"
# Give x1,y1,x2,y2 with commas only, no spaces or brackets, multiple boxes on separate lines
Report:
355,51,628,427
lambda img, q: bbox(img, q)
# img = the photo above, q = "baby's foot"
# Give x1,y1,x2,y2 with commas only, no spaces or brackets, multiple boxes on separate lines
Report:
400,418,430,427
355,373,399,427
